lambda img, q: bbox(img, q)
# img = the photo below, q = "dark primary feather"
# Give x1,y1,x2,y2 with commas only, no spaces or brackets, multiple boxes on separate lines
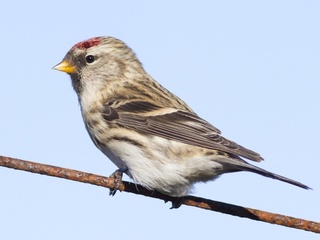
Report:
102,100,263,162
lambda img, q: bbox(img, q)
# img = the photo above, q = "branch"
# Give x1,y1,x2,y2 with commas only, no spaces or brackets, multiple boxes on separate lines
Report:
0,155,319,234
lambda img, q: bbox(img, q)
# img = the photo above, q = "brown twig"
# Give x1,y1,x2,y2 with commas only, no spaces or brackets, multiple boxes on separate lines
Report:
0,155,319,233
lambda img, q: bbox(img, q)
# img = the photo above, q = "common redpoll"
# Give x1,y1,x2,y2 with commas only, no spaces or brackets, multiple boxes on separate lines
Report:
54,36,309,197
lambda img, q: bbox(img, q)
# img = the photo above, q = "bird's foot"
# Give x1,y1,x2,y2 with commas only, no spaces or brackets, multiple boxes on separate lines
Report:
109,167,128,196
164,197,184,209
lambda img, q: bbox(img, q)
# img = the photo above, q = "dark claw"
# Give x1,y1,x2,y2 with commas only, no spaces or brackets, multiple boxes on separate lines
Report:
109,168,127,196
109,187,119,196
164,197,183,209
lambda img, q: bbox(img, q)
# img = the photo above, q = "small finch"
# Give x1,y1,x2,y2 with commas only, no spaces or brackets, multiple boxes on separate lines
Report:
54,36,310,197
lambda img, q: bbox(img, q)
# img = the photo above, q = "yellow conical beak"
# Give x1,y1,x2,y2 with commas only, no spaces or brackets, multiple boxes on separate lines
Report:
53,60,76,74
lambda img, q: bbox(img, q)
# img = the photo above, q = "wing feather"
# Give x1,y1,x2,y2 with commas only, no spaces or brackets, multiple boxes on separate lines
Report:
103,101,263,162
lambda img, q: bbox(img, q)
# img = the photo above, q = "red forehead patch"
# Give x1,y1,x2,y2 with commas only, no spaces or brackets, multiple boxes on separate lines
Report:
73,37,102,49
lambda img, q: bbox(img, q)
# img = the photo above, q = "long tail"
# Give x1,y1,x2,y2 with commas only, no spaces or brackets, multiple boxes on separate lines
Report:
229,160,311,190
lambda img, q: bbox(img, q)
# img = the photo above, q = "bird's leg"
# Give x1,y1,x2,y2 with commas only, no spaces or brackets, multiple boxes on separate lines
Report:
164,197,184,209
170,197,184,209
109,167,128,196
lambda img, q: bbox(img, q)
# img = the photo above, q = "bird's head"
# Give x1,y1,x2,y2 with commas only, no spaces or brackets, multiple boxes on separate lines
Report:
53,36,143,96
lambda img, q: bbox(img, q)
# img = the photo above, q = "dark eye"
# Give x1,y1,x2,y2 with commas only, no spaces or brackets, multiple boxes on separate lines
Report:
85,55,95,64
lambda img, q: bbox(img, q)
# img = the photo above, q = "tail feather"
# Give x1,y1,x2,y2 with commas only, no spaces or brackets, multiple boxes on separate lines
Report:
241,163,311,190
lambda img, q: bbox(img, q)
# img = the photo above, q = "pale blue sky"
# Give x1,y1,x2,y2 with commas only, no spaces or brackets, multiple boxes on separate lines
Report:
1,1,319,239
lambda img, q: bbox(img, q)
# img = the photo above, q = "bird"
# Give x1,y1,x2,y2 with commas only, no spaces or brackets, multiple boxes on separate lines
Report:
53,36,310,197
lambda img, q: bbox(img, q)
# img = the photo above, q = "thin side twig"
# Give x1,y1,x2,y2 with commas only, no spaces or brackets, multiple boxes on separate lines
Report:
0,155,319,234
